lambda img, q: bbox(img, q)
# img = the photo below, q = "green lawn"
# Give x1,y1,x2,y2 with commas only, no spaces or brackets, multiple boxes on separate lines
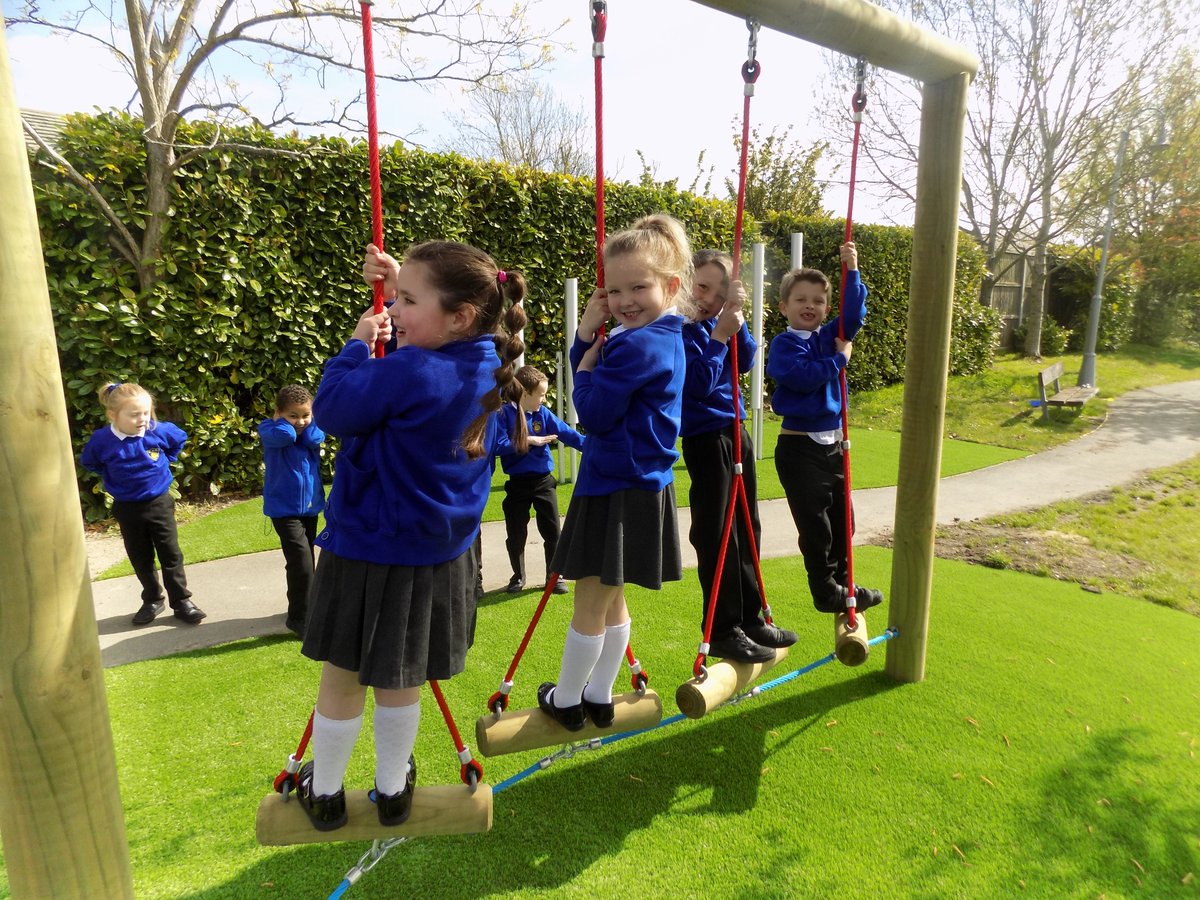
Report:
95,342,1200,580
15,550,1198,898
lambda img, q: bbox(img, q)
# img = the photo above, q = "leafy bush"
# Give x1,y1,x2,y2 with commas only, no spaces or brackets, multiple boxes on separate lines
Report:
34,113,995,517
1047,248,1136,352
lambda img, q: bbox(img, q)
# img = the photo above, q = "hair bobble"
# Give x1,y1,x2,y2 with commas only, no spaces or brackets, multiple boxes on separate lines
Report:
104,382,123,395
497,270,508,284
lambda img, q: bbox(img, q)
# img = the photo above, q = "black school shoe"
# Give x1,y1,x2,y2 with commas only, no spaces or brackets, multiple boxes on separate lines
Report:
537,682,587,732
814,586,885,614
172,600,207,624
580,683,615,728
708,627,775,664
374,756,417,826
131,600,165,626
743,620,798,649
505,574,526,593
297,761,347,832
550,579,570,595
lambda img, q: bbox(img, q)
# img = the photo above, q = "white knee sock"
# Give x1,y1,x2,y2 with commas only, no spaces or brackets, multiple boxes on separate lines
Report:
373,701,420,795
582,620,631,706
311,709,363,797
553,626,605,706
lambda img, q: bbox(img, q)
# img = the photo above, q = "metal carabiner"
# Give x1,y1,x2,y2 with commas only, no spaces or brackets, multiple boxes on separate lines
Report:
853,58,868,113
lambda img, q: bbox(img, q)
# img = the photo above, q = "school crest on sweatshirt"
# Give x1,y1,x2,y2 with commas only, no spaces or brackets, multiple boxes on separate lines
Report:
146,447,161,461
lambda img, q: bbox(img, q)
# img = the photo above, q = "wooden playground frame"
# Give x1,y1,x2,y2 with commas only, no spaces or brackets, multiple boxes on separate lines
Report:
0,2,978,894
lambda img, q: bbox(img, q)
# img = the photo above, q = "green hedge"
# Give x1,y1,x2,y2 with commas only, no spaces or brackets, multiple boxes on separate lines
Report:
32,113,995,518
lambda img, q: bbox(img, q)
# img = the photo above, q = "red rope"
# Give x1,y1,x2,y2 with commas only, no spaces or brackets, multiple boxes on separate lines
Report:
272,710,314,794
592,2,607,292
837,67,868,630
360,1,386,358
695,21,762,678
430,679,484,786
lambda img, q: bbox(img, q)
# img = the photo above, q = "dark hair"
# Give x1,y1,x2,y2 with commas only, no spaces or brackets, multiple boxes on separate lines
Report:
504,365,551,454
275,384,313,412
403,241,528,459
779,268,831,303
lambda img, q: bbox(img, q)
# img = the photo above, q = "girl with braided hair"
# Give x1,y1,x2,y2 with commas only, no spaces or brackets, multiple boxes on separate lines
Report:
295,240,526,832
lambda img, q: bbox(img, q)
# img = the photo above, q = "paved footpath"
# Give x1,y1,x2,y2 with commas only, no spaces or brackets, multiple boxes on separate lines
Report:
89,381,1200,667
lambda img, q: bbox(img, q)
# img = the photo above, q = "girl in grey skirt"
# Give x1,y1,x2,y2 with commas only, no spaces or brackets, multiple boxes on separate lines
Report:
539,214,694,733
294,240,527,833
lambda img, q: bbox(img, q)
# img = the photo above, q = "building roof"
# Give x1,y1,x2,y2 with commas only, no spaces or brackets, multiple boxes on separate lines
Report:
20,109,68,154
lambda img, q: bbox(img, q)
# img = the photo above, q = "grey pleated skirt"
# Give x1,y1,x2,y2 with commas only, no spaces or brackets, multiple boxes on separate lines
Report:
301,546,477,690
550,485,682,589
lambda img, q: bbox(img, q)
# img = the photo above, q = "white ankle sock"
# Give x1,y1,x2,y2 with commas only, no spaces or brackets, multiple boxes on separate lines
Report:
553,626,605,707
582,620,631,706
373,701,420,796
311,709,363,797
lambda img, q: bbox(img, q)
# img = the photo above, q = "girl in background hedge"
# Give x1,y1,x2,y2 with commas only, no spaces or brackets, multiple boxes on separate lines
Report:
537,214,691,733
295,240,526,832
81,382,207,627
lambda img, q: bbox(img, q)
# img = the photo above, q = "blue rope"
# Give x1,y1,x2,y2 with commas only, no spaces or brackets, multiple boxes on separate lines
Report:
326,627,899,898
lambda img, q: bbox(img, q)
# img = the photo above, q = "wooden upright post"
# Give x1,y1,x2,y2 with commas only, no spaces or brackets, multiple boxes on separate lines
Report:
884,73,972,684
0,21,134,897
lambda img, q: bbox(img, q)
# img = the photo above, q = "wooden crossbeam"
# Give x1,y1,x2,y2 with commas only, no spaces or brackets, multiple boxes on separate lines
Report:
475,690,663,757
675,649,790,720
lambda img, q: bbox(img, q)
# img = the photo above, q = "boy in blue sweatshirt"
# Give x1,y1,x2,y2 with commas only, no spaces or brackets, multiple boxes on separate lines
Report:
767,242,884,616
498,366,585,594
259,384,326,637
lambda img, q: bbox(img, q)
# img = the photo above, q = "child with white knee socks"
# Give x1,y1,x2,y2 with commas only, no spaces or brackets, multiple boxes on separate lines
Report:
538,214,692,731
295,240,527,831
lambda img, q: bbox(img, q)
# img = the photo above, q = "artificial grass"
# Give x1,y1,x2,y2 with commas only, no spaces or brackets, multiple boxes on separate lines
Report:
21,550,1198,898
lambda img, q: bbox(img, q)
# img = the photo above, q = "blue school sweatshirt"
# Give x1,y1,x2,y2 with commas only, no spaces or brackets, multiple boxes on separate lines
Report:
258,419,326,518
313,335,501,567
766,270,869,433
570,314,685,496
80,421,187,502
497,404,585,478
681,319,756,437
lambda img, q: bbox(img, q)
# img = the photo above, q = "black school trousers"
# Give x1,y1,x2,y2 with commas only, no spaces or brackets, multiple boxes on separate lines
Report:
112,491,191,607
502,473,561,577
774,433,855,610
271,515,318,624
681,424,765,637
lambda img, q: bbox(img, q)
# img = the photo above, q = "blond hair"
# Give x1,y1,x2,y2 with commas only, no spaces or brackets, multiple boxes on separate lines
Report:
98,381,153,416
605,214,694,319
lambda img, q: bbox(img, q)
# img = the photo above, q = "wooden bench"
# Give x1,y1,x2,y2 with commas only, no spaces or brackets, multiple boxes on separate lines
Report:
1035,361,1098,420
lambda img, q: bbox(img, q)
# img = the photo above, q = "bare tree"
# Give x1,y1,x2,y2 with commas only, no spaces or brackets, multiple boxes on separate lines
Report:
9,0,563,290
442,74,592,176
825,0,1177,356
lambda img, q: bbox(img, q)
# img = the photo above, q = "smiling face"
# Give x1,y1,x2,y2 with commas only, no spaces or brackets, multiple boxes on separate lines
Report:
386,260,461,349
109,393,152,437
603,252,680,331
277,401,313,431
691,262,728,321
779,279,830,331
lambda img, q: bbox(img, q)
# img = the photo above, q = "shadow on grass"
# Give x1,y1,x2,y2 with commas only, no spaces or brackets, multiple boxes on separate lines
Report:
189,671,904,898
1027,729,1200,895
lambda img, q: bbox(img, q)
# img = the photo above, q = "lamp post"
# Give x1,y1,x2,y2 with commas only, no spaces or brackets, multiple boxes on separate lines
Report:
1077,109,1168,388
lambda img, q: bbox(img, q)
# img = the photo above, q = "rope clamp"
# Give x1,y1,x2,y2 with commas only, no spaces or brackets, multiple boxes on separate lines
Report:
698,641,710,655
457,747,475,765
840,439,851,451
627,658,643,676
762,602,773,620
852,58,868,114
499,680,513,696
733,462,743,475
285,754,301,775
591,0,607,54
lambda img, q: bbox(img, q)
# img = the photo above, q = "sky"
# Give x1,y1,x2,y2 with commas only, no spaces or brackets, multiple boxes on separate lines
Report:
5,0,902,225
